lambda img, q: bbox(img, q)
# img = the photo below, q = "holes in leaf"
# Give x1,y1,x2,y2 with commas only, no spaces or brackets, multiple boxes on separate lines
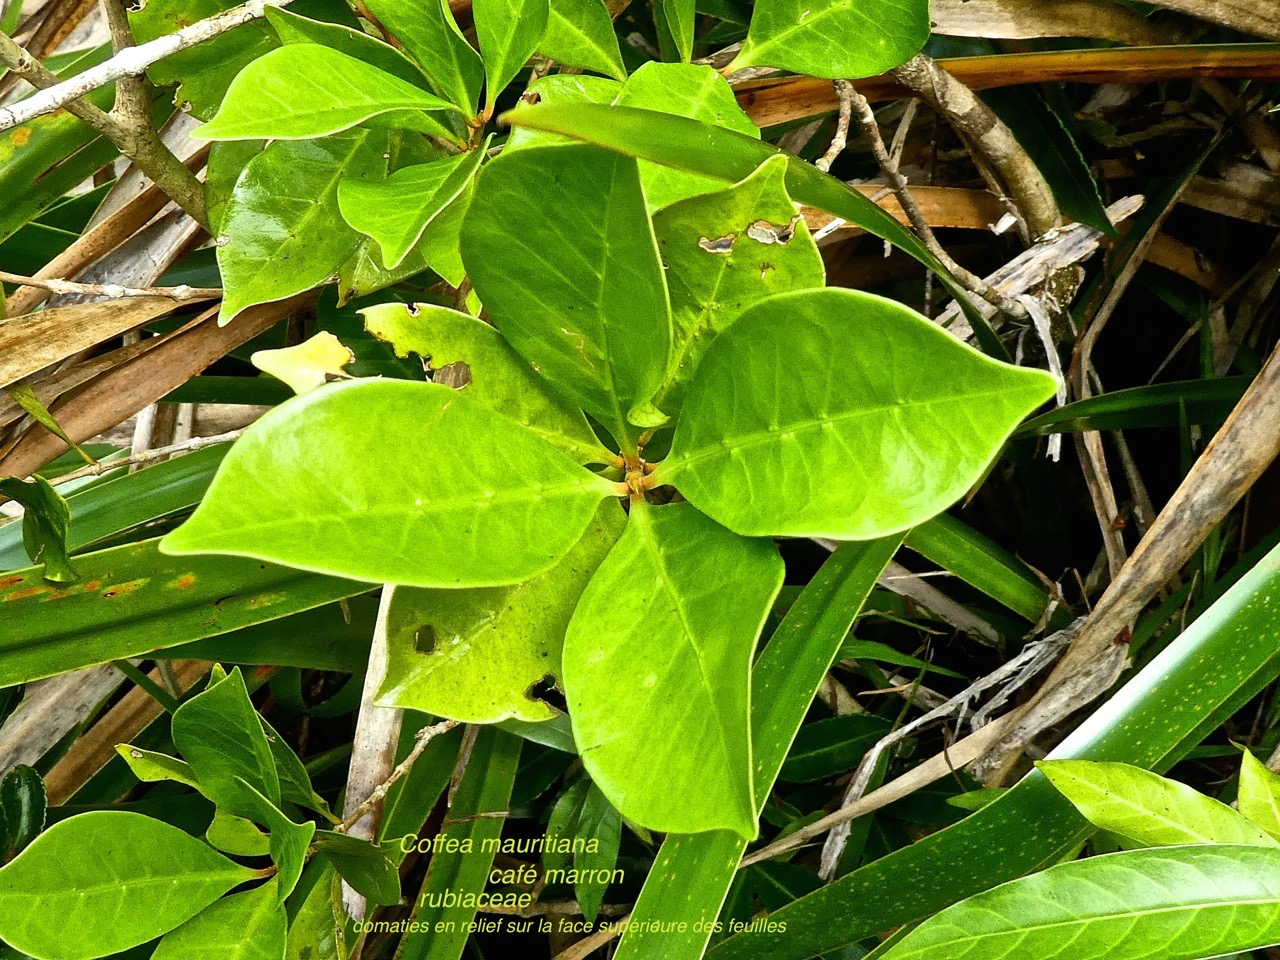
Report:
414,624,438,655
525,673,566,711
745,219,796,245
433,360,471,389
698,234,736,254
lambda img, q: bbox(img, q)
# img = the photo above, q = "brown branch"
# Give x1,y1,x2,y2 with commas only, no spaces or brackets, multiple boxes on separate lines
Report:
0,270,220,302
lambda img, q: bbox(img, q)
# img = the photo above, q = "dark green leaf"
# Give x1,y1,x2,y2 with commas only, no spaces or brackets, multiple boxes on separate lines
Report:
0,476,75,582
313,831,401,906
0,767,45,860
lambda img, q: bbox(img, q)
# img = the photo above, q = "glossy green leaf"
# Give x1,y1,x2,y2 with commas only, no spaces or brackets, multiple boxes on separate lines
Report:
564,501,784,837
117,745,203,793
1239,750,1280,841
417,179,474,288
362,0,484,114
378,500,624,723
152,879,286,960
474,0,550,115
0,476,74,582
0,811,257,960
161,379,615,587
461,144,672,446
196,46,456,141
0,767,45,860
729,0,928,79
539,0,626,80
779,714,892,783
238,778,315,903
205,810,271,857
1017,377,1250,436
361,303,608,464
876,845,1280,960
614,63,759,211
338,147,484,269
655,289,1057,538
1038,760,1278,848
654,0,695,61
172,667,281,818
312,831,401,906
652,154,822,412
0,538,364,687
266,6,433,90
507,74,622,151
216,130,389,323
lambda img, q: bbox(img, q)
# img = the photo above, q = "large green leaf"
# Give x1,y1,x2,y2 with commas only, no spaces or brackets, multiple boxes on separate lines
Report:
539,0,626,80
152,879,286,960
651,154,823,413
729,0,929,79
461,145,672,446
0,811,257,960
654,288,1057,538
377,500,624,722
160,379,616,587
564,501,784,838
614,62,759,211
0,538,364,687
1239,750,1280,841
216,129,388,323
195,45,457,141
1038,760,1278,848
362,0,484,114
474,0,550,116
361,303,609,464
338,147,485,269
875,845,1280,960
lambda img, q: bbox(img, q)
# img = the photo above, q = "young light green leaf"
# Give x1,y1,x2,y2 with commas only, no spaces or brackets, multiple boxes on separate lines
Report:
0,475,75,582
251,332,354,395
655,289,1057,539
652,154,823,413
217,129,389,324
378,500,624,723
206,810,271,857
564,502,784,838
160,379,616,588
152,879,286,960
1038,760,1279,849
265,6,433,90
474,0,550,116
507,74,622,151
172,667,281,819
875,845,1280,960
237,778,316,903
1239,750,1280,841
654,0,694,62
338,146,485,269
729,0,929,79
0,766,45,859
362,0,483,114
116,744,204,793
613,62,759,211
195,45,457,141
361,303,609,464
0,811,257,960
539,0,626,79
461,144,672,447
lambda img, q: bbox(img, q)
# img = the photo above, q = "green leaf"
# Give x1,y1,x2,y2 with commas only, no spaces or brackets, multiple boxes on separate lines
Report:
313,831,401,906
539,0,626,80
0,767,45,860
285,865,345,960
655,288,1057,538
417,179,474,288
216,129,389,324
0,476,75,582
116,745,204,793
172,667,281,819
261,714,331,817
1239,750,1280,841
654,0,695,61
160,379,615,587
5,384,94,465
338,147,485,269
152,879,286,960
779,714,892,783
378,500,624,723
1037,760,1279,848
205,810,271,857
875,845,1280,960
564,501,784,837
507,74,622,151
237,778,315,903
461,144,672,447
195,45,457,141
361,303,609,464
573,783,622,922
1016,377,1250,436
0,811,257,960
474,0,550,115
266,6,434,90
362,0,484,114
837,638,965,678
729,0,928,79
614,63,759,211
652,154,823,413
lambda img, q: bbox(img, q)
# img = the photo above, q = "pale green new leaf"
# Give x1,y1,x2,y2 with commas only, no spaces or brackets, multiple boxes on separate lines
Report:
1038,760,1279,849
116,745,203,793
652,154,823,413
362,0,483,114
475,0,550,115
160,379,616,587
0,811,257,960
613,62,759,211
563,502,784,838
216,130,388,324
656,289,1057,539
876,845,1280,960
730,0,929,80
377,500,624,723
206,810,271,857
1239,750,1280,841
152,879,286,960
195,46,457,141
461,145,672,447
338,146,485,269
361,303,609,464
539,0,626,80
